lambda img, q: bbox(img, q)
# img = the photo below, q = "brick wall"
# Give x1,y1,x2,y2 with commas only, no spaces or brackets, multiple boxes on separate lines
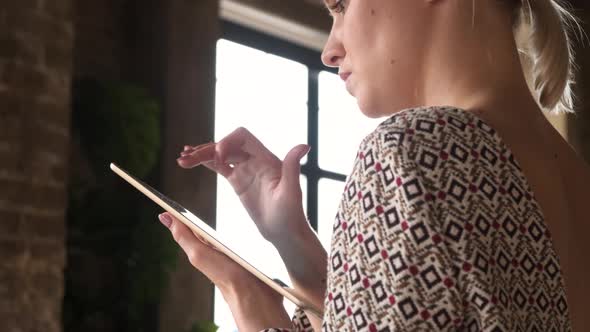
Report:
0,1,74,331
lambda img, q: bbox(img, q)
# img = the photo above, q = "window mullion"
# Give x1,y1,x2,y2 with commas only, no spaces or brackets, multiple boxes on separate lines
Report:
306,68,320,231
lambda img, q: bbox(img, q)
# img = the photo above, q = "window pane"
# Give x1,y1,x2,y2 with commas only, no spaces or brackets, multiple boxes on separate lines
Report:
318,71,382,175
214,39,308,332
216,39,308,159
318,178,346,251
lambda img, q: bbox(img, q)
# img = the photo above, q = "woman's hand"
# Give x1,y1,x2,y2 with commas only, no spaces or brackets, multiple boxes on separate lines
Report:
176,127,311,243
158,212,293,331
176,127,328,312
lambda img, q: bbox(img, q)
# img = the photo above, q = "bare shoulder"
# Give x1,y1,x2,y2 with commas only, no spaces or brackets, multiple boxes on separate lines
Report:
533,112,590,216
542,120,590,332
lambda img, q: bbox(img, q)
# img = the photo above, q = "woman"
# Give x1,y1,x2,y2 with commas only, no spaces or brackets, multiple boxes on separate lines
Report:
159,0,589,330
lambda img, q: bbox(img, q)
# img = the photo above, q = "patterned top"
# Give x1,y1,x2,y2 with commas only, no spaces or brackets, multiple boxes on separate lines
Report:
263,106,571,331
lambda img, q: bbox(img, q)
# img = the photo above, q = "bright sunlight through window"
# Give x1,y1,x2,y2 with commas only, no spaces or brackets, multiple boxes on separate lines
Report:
214,38,380,332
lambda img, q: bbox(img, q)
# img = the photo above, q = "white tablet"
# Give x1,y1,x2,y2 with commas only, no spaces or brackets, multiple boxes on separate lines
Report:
110,163,323,319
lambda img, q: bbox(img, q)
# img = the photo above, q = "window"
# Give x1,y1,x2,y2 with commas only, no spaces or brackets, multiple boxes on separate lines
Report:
214,21,381,332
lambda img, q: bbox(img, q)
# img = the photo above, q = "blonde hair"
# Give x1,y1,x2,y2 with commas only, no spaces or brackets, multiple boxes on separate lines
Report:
513,0,583,114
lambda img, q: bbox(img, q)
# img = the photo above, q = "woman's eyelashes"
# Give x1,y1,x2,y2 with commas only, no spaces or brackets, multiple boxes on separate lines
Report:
328,0,346,15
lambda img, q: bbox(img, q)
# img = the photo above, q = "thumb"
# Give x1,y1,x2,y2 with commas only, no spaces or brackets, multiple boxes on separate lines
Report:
282,144,311,189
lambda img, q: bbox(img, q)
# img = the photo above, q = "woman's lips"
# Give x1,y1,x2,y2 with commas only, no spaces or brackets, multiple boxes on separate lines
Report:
339,72,351,82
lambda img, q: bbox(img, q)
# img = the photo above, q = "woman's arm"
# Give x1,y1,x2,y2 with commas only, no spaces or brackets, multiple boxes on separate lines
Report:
222,278,293,332
159,212,297,331
272,222,328,311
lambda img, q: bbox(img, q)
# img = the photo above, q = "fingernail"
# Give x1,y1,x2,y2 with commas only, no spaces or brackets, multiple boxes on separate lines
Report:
158,213,172,228
183,145,192,151
300,145,311,158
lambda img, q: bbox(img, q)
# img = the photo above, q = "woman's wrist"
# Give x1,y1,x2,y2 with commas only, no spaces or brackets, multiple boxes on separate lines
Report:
271,221,328,307
221,278,292,331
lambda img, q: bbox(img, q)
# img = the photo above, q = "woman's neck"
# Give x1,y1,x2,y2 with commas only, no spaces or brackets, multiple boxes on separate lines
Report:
419,1,541,120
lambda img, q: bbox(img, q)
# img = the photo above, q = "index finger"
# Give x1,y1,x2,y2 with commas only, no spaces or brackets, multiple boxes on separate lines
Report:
216,127,279,165
177,143,216,168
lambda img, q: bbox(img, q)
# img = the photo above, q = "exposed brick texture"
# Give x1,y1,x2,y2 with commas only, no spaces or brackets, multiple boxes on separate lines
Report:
0,0,73,331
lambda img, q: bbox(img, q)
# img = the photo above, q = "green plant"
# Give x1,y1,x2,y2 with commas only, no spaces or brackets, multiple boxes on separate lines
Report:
64,78,178,332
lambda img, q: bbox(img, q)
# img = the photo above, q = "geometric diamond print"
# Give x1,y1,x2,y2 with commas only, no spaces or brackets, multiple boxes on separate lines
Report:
389,251,408,275
513,289,527,308
280,107,571,332
398,298,418,320
545,259,560,280
528,222,544,242
520,254,535,275
403,178,424,201
445,221,464,242
502,216,517,238
507,182,524,205
497,251,510,271
410,222,430,245
480,145,498,166
478,177,498,200
420,266,442,289
353,308,368,330
363,192,375,212
433,309,451,329
349,264,361,285
450,142,469,163
416,119,436,134
472,292,489,311
364,235,380,258
448,179,467,201
418,149,439,171
536,292,550,312
448,115,467,131
364,149,375,169
371,281,388,303
333,293,345,315
382,165,396,187
475,214,491,236
474,252,489,273
384,207,401,229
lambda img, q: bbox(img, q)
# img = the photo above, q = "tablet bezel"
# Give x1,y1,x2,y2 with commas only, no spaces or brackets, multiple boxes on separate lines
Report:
110,163,323,319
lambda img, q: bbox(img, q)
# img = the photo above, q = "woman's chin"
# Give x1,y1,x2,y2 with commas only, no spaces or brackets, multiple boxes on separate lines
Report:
354,93,381,118
357,100,383,119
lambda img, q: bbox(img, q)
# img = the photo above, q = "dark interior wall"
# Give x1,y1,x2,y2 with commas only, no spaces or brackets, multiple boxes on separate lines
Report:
73,0,221,330
73,0,129,80
127,0,221,330
569,2,590,163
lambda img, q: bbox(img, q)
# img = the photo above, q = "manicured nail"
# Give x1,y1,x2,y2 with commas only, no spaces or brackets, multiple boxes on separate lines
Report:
158,213,172,228
300,145,311,158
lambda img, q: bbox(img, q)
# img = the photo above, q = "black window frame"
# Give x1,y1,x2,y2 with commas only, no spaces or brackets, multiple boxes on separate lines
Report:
220,20,346,231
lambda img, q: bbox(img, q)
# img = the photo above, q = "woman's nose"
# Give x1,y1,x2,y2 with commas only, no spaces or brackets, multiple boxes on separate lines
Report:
321,35,345,68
